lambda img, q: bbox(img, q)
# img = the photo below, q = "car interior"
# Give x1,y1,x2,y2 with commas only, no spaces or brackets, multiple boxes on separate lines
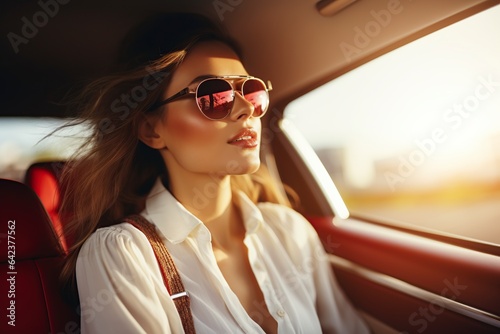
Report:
1,0,499,333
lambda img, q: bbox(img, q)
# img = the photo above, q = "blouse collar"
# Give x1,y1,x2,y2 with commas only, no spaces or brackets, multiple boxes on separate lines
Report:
141,178,265,244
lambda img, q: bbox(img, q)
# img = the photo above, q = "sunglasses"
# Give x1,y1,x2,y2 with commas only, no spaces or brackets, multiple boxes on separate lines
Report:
149,75,272,120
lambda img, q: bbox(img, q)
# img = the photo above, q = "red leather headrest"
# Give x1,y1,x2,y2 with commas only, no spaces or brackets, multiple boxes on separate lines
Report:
0,179,63,261
25,161,64,213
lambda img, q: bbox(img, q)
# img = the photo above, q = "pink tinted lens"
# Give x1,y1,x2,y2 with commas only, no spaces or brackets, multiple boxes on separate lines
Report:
196,79,234,119
242,79,269,117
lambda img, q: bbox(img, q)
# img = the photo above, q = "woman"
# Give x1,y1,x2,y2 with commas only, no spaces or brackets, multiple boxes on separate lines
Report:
60,12,369,334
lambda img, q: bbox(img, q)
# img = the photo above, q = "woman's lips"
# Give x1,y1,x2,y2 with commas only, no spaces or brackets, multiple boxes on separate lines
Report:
228,128,258,148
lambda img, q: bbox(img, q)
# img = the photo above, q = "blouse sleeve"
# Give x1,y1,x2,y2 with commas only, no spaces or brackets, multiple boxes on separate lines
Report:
76,223,184,334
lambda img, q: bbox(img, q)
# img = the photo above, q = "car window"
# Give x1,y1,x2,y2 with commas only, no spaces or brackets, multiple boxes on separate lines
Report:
0,118,88,181
284,6,500,245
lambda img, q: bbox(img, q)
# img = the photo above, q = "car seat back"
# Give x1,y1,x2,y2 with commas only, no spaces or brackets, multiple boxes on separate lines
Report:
0,178,80,333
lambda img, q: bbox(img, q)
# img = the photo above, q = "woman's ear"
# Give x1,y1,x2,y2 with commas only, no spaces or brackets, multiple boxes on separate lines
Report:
138,114,166,149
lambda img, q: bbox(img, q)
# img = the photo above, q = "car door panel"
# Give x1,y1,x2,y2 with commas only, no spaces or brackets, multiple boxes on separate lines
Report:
308,216,500,334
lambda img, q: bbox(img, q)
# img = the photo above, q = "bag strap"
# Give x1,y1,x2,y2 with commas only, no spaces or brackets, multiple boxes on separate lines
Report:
124,214,196,334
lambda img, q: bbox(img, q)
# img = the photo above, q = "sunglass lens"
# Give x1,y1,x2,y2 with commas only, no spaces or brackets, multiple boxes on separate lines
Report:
242,79,269,117
196,79,234,119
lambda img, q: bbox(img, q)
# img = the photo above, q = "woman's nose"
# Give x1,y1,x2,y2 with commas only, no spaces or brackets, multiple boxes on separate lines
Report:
229,91,255,121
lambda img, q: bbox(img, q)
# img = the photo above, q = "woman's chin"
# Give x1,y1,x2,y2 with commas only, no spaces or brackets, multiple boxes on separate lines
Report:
224,157,261,175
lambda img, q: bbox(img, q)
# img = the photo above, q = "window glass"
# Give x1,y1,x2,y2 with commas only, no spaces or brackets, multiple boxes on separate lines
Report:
285,6,500,245
0,118,88,181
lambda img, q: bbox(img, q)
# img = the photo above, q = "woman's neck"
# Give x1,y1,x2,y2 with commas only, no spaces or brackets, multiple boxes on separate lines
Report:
168,170,243,249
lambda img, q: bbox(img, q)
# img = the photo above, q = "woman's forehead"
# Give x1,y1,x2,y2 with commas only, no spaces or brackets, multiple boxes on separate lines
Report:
174,41,248,84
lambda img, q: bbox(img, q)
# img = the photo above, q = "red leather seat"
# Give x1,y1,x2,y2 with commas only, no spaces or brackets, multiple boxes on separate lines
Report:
24,161,70,252
0,178,80,333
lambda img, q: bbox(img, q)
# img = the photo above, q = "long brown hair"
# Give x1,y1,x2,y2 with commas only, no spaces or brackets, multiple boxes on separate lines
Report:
58,13,292,301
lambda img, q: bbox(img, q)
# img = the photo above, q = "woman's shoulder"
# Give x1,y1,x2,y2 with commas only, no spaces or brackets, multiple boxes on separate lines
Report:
256,202,326,270
257,202,312,231
84,221,147,242
76,220,164,285
78,221,152,260
256,201,319,245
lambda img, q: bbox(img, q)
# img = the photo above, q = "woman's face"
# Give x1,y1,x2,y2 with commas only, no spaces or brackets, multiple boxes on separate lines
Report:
151,41,262,177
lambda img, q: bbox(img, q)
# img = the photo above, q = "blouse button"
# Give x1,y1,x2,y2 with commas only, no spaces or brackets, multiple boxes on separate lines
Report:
277,309,286,318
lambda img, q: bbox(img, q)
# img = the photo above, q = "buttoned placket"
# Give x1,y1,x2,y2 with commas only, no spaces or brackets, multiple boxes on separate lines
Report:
244,231,290,331
239,193,292,332
185,223,266,334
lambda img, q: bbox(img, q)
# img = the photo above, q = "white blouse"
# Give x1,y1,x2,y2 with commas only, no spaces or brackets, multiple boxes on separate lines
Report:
76,179,369,334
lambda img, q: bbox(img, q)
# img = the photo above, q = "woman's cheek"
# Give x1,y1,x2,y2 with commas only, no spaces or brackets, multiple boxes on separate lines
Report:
164,106,224,145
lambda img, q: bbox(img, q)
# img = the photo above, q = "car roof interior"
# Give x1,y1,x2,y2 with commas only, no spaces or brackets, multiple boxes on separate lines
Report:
1,0,497,118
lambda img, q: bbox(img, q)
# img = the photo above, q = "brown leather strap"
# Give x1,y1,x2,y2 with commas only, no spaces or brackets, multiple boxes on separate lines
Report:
124,214,196,334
